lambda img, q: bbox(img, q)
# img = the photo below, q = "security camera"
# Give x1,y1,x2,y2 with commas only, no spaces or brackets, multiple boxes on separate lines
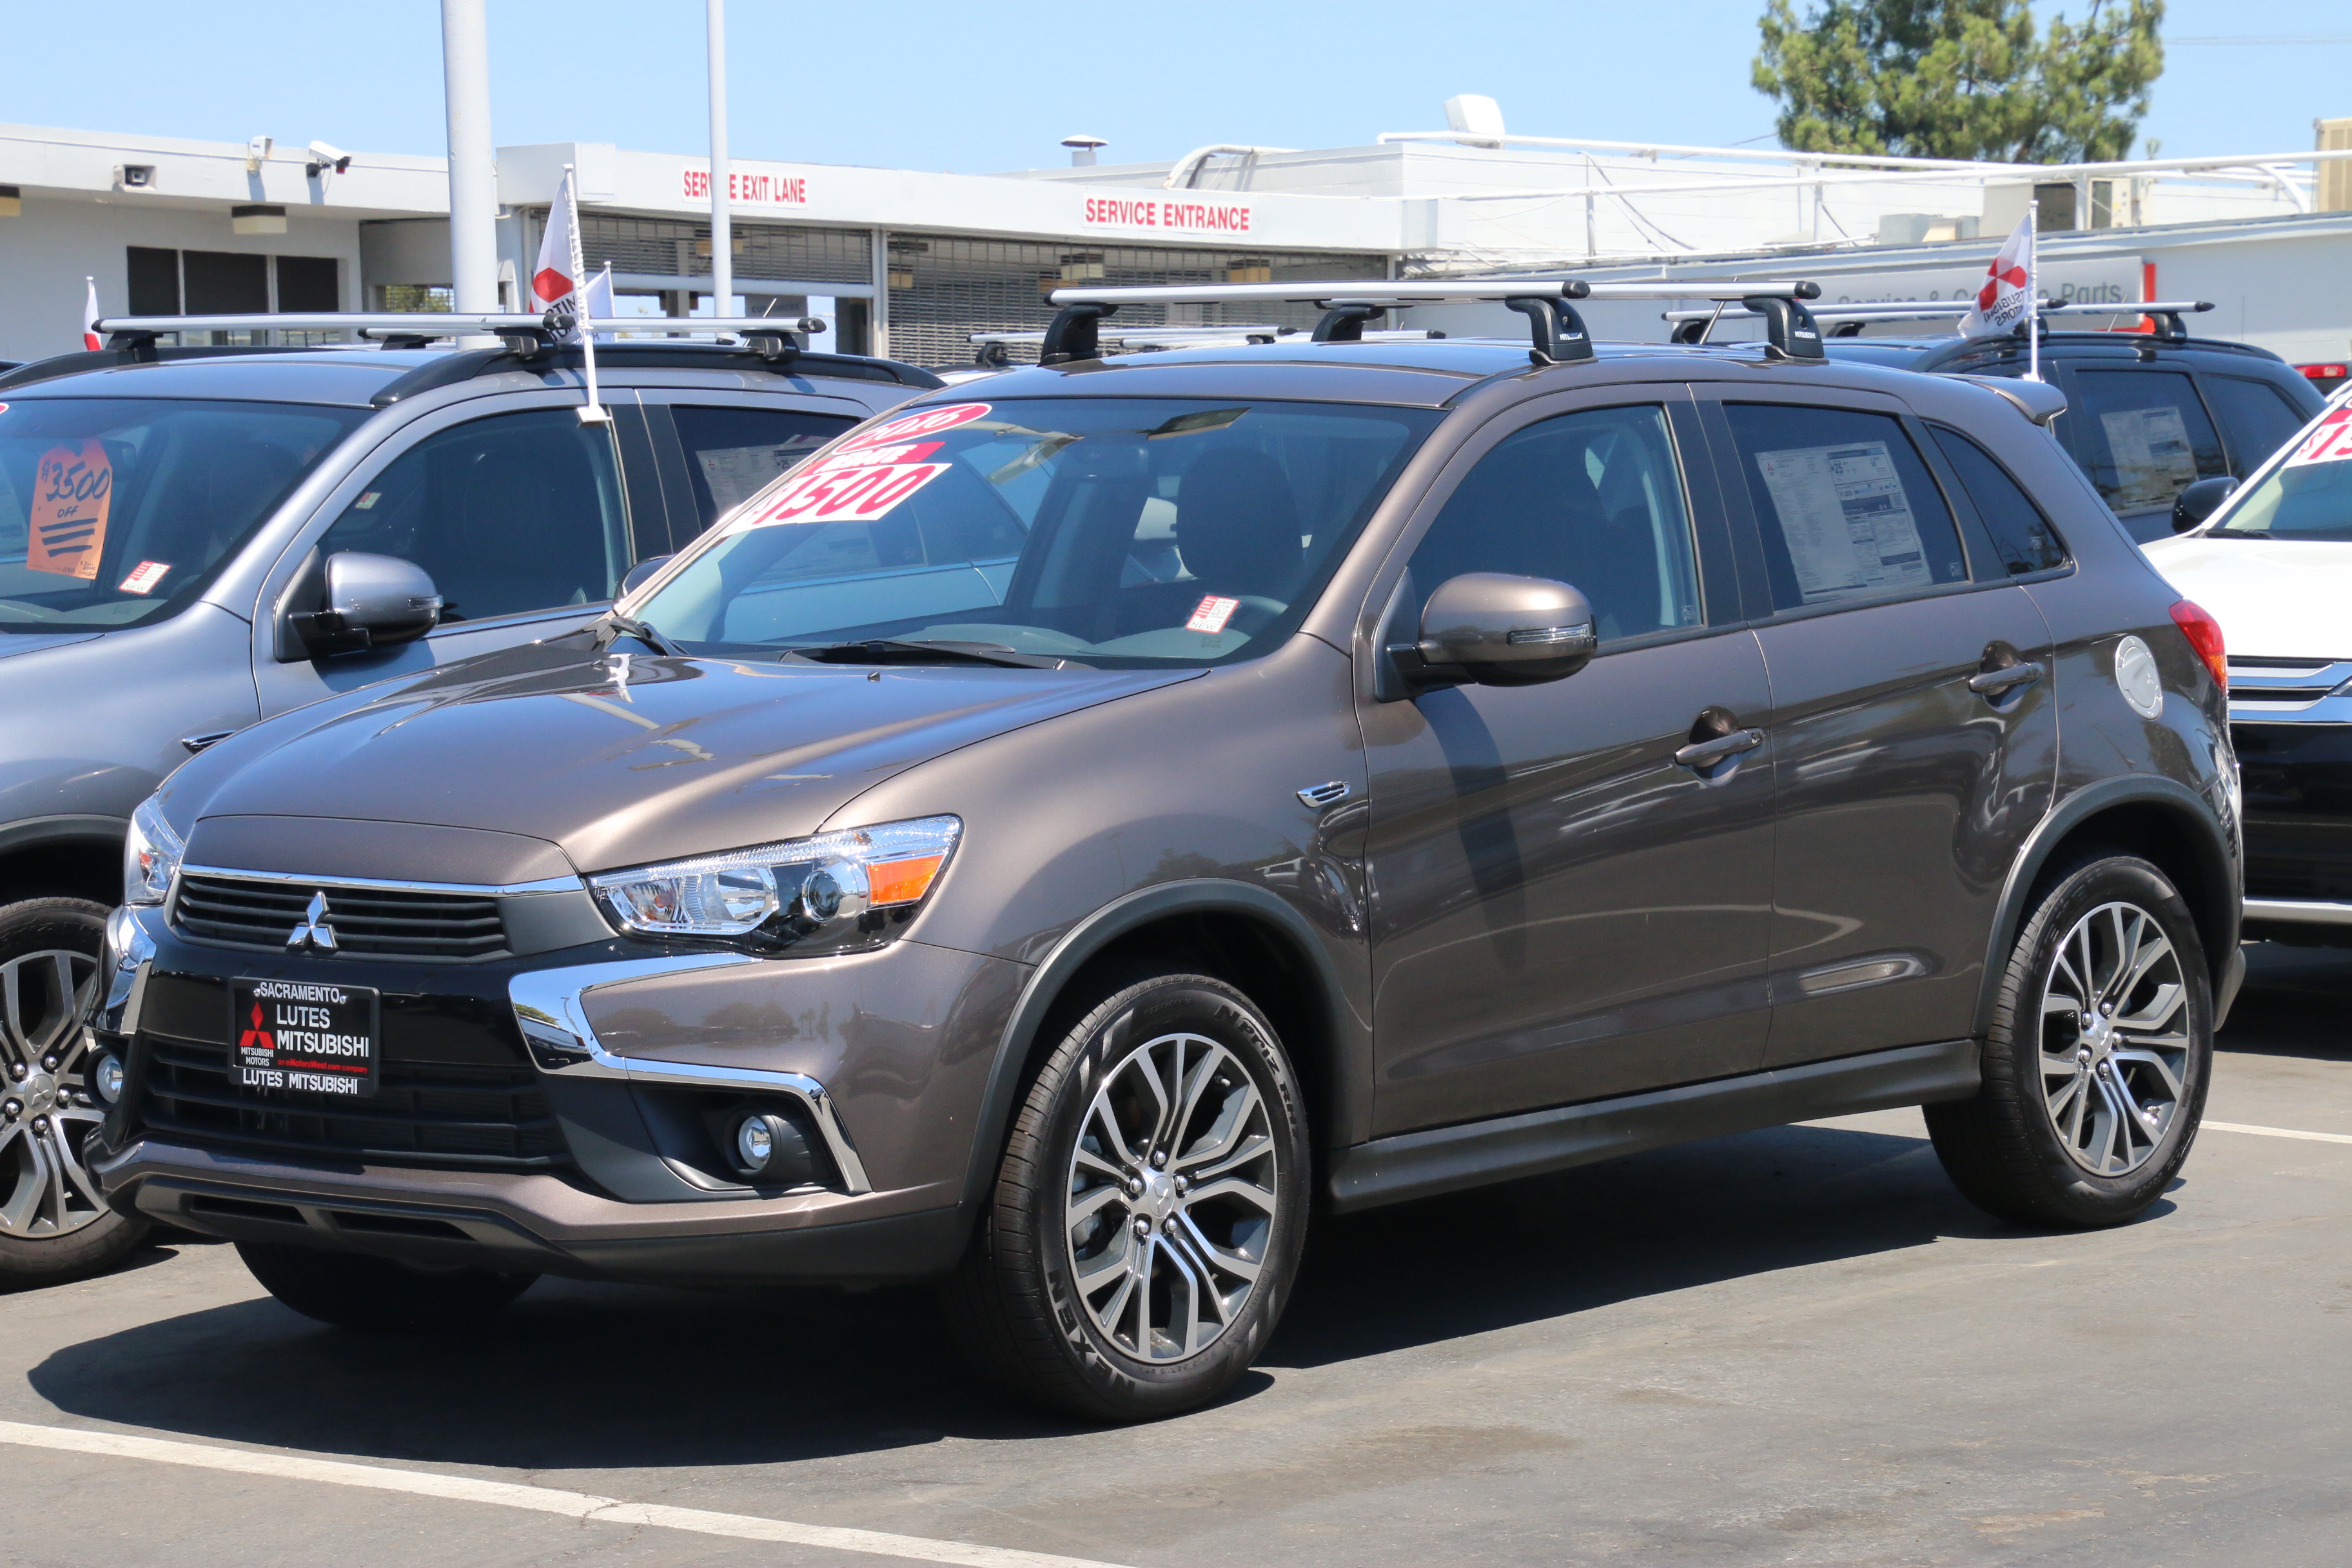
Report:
246,135,273,173
305,140,351,177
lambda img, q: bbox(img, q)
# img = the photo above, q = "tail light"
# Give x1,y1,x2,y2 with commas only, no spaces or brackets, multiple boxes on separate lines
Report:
2170,600,2226,691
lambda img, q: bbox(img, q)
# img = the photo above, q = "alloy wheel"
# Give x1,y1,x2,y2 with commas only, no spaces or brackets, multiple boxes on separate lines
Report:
0,948,109,1239
2038,900,2191,1177
1064,1032,1279,1364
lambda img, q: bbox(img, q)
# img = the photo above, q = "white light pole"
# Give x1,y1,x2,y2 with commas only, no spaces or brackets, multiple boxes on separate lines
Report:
707,0,732,317
440,0,498,314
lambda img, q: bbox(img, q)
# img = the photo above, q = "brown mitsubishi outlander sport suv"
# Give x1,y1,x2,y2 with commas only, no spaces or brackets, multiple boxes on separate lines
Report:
85,279,2242,1422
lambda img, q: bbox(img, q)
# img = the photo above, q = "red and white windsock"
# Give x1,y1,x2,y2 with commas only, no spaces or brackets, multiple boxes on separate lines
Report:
82,277,102,351
1959,211,2037,339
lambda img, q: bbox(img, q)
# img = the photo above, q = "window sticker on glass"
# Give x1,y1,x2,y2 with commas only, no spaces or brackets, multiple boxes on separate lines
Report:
118,560,171,594
696,444,814,514
2098,406,2198,508
835,402,994,455
2286,407,2352,468
1754,441,1930,603
741,456,952,529
28,440,112,580
351,490,382,510
1186,594,1240,634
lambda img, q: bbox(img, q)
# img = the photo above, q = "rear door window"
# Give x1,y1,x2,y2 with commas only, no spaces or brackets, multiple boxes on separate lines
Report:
1929,426,2069,575
2062,368,2230,522
1721,404,1971,612
2202,374,2314,474
668,405,853,534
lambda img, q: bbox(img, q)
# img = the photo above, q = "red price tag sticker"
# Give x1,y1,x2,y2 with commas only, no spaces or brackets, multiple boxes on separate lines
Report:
835,402,993,455
119,560,172,594
1186,595,1240,634
2286,407,2352,468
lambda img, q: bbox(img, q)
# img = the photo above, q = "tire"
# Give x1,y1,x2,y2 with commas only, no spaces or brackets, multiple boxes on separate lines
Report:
236,1240,536,1331
1928,851,2213,1228
946,970,1310,1422
0,897,151,1283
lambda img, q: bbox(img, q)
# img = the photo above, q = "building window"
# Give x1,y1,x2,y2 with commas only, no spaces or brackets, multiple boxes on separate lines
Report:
119,248,340,342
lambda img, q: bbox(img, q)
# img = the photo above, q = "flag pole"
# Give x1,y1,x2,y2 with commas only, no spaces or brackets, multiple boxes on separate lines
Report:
2026,202,2041,384
563,162,609,424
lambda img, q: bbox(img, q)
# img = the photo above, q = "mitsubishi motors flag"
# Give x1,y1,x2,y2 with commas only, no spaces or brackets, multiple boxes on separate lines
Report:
531,164,610,422
1959,208,2042,378
82,277,102,351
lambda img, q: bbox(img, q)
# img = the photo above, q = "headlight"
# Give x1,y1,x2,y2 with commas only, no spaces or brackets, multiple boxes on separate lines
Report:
123,796,186,907
589,815,962,954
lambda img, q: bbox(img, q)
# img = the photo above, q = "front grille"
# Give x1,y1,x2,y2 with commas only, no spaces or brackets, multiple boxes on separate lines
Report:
174,874,508,963
137,1035,567,1169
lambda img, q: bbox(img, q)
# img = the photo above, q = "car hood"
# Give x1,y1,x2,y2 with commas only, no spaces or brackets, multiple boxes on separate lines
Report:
0,630,104,661
179,642,1199,874
2142,534,2352,659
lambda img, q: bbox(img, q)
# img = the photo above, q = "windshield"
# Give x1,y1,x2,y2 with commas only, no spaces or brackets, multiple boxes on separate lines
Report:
632,397,1440,667
2210,405,2352,540
0,397,366,631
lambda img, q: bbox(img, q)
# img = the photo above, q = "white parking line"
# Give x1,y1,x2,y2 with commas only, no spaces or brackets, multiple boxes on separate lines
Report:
2204,1120,2352,1146
0,1420,1131,1568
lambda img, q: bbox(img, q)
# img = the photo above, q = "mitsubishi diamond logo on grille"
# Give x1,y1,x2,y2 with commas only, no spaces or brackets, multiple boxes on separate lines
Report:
285,891,338,952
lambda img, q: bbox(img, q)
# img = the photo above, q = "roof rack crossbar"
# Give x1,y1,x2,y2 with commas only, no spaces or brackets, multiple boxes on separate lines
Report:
1039,302,1117,366
1312,302,1389,343
1505,296,1594,366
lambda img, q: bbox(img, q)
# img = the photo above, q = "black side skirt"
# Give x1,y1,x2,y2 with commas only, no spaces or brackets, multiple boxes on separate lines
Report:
1328,1039,1980,1213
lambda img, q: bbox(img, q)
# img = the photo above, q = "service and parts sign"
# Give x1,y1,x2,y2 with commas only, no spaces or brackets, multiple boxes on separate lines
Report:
2286,407,2352,467
1082,196,1253,235
28,439,112,579
230,979,381,1097
737,404,994,529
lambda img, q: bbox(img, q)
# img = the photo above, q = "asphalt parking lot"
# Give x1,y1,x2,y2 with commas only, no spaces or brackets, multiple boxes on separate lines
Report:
3,943,2349,1568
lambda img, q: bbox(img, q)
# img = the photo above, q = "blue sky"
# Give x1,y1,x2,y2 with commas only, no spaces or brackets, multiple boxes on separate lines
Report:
1,1,2339,170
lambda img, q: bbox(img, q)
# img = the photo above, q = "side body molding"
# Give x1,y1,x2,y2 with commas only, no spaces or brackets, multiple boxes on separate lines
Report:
1975,774,2243,1035
959,878,1366,1213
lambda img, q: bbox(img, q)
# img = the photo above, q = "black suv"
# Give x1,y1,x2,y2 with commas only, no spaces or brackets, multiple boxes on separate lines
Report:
1821,319,2322,541
90,283,2240,1422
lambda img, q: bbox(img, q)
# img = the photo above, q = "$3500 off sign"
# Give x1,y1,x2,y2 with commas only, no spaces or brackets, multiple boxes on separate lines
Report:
29,440,113,579
734,404,995,531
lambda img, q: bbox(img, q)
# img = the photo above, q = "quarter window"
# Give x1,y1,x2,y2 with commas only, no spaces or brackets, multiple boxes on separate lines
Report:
1408,405,1701,642
318,409,630,623
2202,375,2312,473
1722,404,1970,612
1930,426,2069,575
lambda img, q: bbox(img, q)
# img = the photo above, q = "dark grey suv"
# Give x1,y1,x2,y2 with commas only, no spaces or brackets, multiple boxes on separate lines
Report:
88,284,2242,1422
0,326,934,1279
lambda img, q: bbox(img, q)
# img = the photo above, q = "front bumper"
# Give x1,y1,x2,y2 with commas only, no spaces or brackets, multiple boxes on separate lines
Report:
91,904,1026,1285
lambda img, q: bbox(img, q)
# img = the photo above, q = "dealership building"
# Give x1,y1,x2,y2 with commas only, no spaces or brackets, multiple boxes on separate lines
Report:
5,110,2352,368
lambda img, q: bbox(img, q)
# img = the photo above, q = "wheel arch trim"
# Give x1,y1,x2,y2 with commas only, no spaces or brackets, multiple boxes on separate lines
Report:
959,879,1358,1215
1978,776,2239,1038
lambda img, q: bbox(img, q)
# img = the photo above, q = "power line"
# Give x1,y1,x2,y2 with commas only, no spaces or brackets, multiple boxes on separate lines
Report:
2170,34,2352,44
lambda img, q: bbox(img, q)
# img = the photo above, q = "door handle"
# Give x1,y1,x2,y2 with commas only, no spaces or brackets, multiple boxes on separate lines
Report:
1674,728,1765,769
1967,661,2045,697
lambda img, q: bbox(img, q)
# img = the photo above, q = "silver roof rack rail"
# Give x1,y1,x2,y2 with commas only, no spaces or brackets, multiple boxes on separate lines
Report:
1032,277,1826,368
966,323,1447,365
92,312,829,358
1664,297,2214,343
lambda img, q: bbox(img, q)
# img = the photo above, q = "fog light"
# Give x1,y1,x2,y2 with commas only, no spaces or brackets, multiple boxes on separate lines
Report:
94,1054,125,1106
734,1112,789,1178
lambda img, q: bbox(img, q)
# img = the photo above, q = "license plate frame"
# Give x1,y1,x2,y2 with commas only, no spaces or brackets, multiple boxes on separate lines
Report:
227,979,381,1099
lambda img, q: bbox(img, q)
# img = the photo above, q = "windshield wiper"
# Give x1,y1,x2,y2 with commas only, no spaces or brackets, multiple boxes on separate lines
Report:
780,638,1069,670
591,611,681,656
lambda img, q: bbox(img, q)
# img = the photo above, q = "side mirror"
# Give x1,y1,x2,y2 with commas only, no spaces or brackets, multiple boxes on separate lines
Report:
1392,572,1596,691
2173,475,2239,534
619,554,675,598
289,551,442,658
